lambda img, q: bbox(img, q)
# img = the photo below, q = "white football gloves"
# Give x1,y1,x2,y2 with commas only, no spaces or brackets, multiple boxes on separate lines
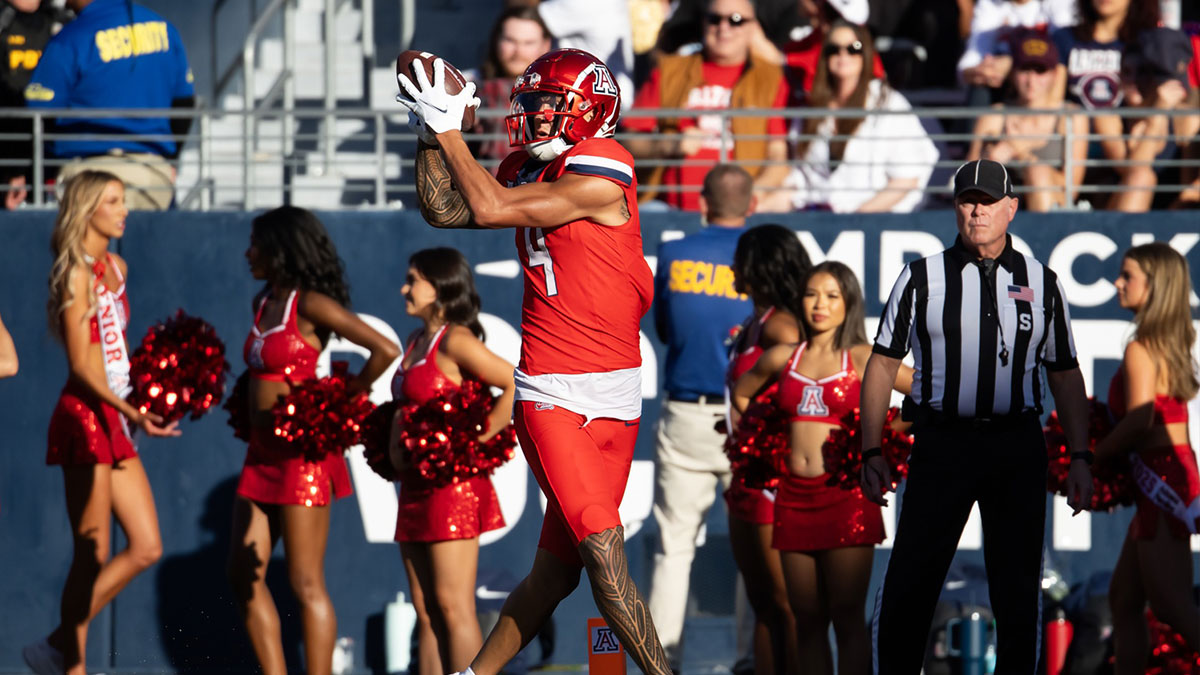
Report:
407,112,438,145
396,58,481,136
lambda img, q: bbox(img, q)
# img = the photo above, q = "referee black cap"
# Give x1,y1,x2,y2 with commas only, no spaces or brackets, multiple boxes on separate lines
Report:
953,159,1013,200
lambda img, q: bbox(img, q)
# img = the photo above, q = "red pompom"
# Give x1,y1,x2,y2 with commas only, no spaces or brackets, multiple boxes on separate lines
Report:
128,310,230,424
1044,398,1135,511
395,379,517,488
821,407,912,492
359,400,399,481
223,371,252,442
271,361,376,462
724,396,791,490
1146,608,1200,674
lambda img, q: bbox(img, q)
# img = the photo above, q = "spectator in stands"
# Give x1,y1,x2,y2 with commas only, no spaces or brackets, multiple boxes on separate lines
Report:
1051,0,1159,207
656,0,807,58
1052,0,1159,110
1106,27,1193,212
0,0,68,209
25,0,195,210
630,0,669,85
957,0,1076,106
623,0,790,211
1168,27,1199,209
468,6,551,165
536,0,635,109
730,0,885,97
760,22,937,213
968,31,1088,211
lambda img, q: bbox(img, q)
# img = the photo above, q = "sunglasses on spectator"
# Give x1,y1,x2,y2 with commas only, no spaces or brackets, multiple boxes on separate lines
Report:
823,41,864,57
705,12,752,27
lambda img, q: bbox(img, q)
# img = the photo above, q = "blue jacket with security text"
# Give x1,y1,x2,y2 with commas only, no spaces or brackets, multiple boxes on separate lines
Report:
25,0,193,158
654,225,752,399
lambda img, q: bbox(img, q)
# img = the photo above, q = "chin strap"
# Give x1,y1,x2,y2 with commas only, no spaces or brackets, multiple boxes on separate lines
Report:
526,137,570,161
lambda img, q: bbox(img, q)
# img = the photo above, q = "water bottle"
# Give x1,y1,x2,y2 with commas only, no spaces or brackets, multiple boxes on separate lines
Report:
332,637,355,675
947,612,989,675
386,591,418,674
1045,608,1074,675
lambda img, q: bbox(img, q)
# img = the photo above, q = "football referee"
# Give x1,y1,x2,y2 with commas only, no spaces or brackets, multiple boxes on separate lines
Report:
860,159,1093,674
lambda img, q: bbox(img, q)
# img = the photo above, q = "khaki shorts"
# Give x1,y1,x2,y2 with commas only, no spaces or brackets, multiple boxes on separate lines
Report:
57,151,176,210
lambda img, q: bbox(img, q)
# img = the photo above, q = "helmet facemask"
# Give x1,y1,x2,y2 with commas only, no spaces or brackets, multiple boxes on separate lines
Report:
506,90,577,160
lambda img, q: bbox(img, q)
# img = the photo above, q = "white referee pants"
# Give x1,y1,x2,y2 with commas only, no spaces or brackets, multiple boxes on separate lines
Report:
648,398,732,668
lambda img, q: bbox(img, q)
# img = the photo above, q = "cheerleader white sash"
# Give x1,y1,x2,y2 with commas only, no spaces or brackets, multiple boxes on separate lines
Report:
95,279,134,442
1130,454,1200,534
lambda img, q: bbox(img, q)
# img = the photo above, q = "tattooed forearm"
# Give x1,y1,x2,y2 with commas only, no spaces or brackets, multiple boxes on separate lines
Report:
414,141,479,229
579,527,671,675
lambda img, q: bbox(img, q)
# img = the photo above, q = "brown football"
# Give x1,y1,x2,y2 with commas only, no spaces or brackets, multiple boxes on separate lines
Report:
395,50,476,131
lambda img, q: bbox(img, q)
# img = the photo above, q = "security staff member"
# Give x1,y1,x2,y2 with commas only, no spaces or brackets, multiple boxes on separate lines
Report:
860,159,1093,674
25,0,194,209
647,164,754,670
0,0,67,209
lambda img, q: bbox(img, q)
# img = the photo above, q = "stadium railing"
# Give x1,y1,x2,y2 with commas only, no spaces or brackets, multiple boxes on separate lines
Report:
0,105,1194,210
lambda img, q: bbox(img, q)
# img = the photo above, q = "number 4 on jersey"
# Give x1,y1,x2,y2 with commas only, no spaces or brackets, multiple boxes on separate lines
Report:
524,227,558,296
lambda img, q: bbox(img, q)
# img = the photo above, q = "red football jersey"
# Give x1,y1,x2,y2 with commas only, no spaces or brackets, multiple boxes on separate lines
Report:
495,138,653,376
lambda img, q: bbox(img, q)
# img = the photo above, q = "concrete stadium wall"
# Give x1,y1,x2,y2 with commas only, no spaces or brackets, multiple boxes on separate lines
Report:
1,210,1197,672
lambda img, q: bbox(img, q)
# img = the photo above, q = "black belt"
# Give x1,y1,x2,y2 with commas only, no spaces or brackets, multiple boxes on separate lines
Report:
668,393,724,405
916,407,1040,431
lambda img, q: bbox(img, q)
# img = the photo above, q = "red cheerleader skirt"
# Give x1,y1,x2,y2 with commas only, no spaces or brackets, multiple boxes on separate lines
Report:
394,470,504,542
772,472,884,552
46,379,137,465
1132,443,1200,541
724,481,776,525
236,427,353,507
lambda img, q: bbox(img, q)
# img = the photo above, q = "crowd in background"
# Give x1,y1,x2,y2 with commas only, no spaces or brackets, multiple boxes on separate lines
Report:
0,0,1196,213
467,0,1200,213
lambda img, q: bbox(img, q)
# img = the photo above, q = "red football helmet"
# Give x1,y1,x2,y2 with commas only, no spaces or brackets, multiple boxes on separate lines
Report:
506,48,622,159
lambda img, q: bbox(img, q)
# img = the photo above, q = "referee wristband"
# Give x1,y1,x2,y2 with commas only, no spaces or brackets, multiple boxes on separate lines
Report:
863,446,883,461
1070,450,1094,465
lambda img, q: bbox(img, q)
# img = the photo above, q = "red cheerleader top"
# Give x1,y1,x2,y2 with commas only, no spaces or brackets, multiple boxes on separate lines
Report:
1107,366,1188,425
392,325,459,405
777,343,860,425
88,254,129,343
244,290,320,382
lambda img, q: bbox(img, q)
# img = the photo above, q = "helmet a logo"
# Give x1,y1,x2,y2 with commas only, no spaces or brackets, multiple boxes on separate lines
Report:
591,65,618,97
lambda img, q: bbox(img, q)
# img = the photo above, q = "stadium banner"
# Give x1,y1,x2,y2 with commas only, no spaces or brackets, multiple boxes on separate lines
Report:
1,210,1197,670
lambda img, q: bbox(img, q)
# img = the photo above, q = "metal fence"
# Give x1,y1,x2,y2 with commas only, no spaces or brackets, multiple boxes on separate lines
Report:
1,104,1195,210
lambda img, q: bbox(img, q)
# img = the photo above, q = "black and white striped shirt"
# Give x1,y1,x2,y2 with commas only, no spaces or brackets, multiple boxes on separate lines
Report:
873,235,1078,418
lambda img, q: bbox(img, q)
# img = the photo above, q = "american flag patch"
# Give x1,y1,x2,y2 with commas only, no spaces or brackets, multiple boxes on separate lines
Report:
1008,285,1034,302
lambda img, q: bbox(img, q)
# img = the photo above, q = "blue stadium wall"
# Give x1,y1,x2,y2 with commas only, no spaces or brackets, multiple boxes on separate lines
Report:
1,210,1198,672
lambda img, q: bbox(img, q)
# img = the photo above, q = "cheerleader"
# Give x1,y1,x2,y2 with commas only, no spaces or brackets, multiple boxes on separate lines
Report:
24,172,181,675
389,248,515,675
724,224,810,675
733,262,911,675
227,206,399,675
1098,243,1199,672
